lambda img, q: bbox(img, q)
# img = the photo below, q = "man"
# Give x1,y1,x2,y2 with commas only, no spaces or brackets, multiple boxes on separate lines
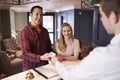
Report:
20,5,52,71
51,0,120,80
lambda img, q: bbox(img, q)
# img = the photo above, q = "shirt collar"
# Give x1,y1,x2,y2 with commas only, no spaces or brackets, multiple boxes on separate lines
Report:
110,34,120,44
29,23,43,31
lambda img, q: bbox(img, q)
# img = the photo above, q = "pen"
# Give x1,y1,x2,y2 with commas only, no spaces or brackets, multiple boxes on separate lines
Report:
33,68,48,79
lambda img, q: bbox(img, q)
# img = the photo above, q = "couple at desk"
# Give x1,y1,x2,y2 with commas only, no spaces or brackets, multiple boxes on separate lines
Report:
20,5,81,80
20,0,120,79
20,5,81,71
20,6,80,71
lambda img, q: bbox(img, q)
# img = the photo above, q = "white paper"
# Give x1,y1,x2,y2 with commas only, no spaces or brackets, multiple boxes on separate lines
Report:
35,64,58,79
48,52,56,64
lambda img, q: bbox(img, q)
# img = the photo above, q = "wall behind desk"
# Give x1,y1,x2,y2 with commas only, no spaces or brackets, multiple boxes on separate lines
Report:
92,6,113,47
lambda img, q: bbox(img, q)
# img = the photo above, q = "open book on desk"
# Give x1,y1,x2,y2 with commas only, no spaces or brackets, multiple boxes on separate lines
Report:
34,60,80,79
34,64,60,79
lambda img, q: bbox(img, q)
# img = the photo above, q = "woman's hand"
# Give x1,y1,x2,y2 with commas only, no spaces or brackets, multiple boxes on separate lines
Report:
56,55,65,62
51,56,59,64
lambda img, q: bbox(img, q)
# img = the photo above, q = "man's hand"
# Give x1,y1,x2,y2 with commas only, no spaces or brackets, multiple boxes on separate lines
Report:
40,53,50,60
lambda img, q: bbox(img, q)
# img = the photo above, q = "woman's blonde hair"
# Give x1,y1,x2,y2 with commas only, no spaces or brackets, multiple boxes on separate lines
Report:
58,23,74,52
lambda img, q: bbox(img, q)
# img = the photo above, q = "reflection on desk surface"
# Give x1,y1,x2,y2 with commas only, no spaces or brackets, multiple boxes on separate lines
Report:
2,60,80,80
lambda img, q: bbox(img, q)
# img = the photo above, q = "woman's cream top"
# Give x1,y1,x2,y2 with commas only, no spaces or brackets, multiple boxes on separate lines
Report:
55,39,80,56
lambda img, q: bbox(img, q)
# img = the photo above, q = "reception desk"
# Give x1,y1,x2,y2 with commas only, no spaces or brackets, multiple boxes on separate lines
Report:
2,60,80,80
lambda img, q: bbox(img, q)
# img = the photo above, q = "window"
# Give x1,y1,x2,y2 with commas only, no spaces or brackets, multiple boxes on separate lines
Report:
43,15,54,44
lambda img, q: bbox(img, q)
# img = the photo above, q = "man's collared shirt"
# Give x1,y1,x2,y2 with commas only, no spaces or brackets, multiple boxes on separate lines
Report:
20,24,52,70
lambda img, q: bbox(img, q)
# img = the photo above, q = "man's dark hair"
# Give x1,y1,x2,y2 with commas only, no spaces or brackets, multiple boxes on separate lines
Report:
30,5,43,13
100,0,120,17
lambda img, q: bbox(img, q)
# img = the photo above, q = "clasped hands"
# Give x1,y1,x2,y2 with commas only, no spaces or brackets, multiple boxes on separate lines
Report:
40,52,65,64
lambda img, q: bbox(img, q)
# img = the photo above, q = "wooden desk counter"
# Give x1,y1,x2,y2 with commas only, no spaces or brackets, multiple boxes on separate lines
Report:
2,60,80,80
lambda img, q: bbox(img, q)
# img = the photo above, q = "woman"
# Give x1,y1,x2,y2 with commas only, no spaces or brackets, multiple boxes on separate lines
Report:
54,23,81,62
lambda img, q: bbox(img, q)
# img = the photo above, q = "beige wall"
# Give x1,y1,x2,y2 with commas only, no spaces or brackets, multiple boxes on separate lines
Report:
10,9,27,37
1,6,28,37
15,12,27,33
10,9,16,37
